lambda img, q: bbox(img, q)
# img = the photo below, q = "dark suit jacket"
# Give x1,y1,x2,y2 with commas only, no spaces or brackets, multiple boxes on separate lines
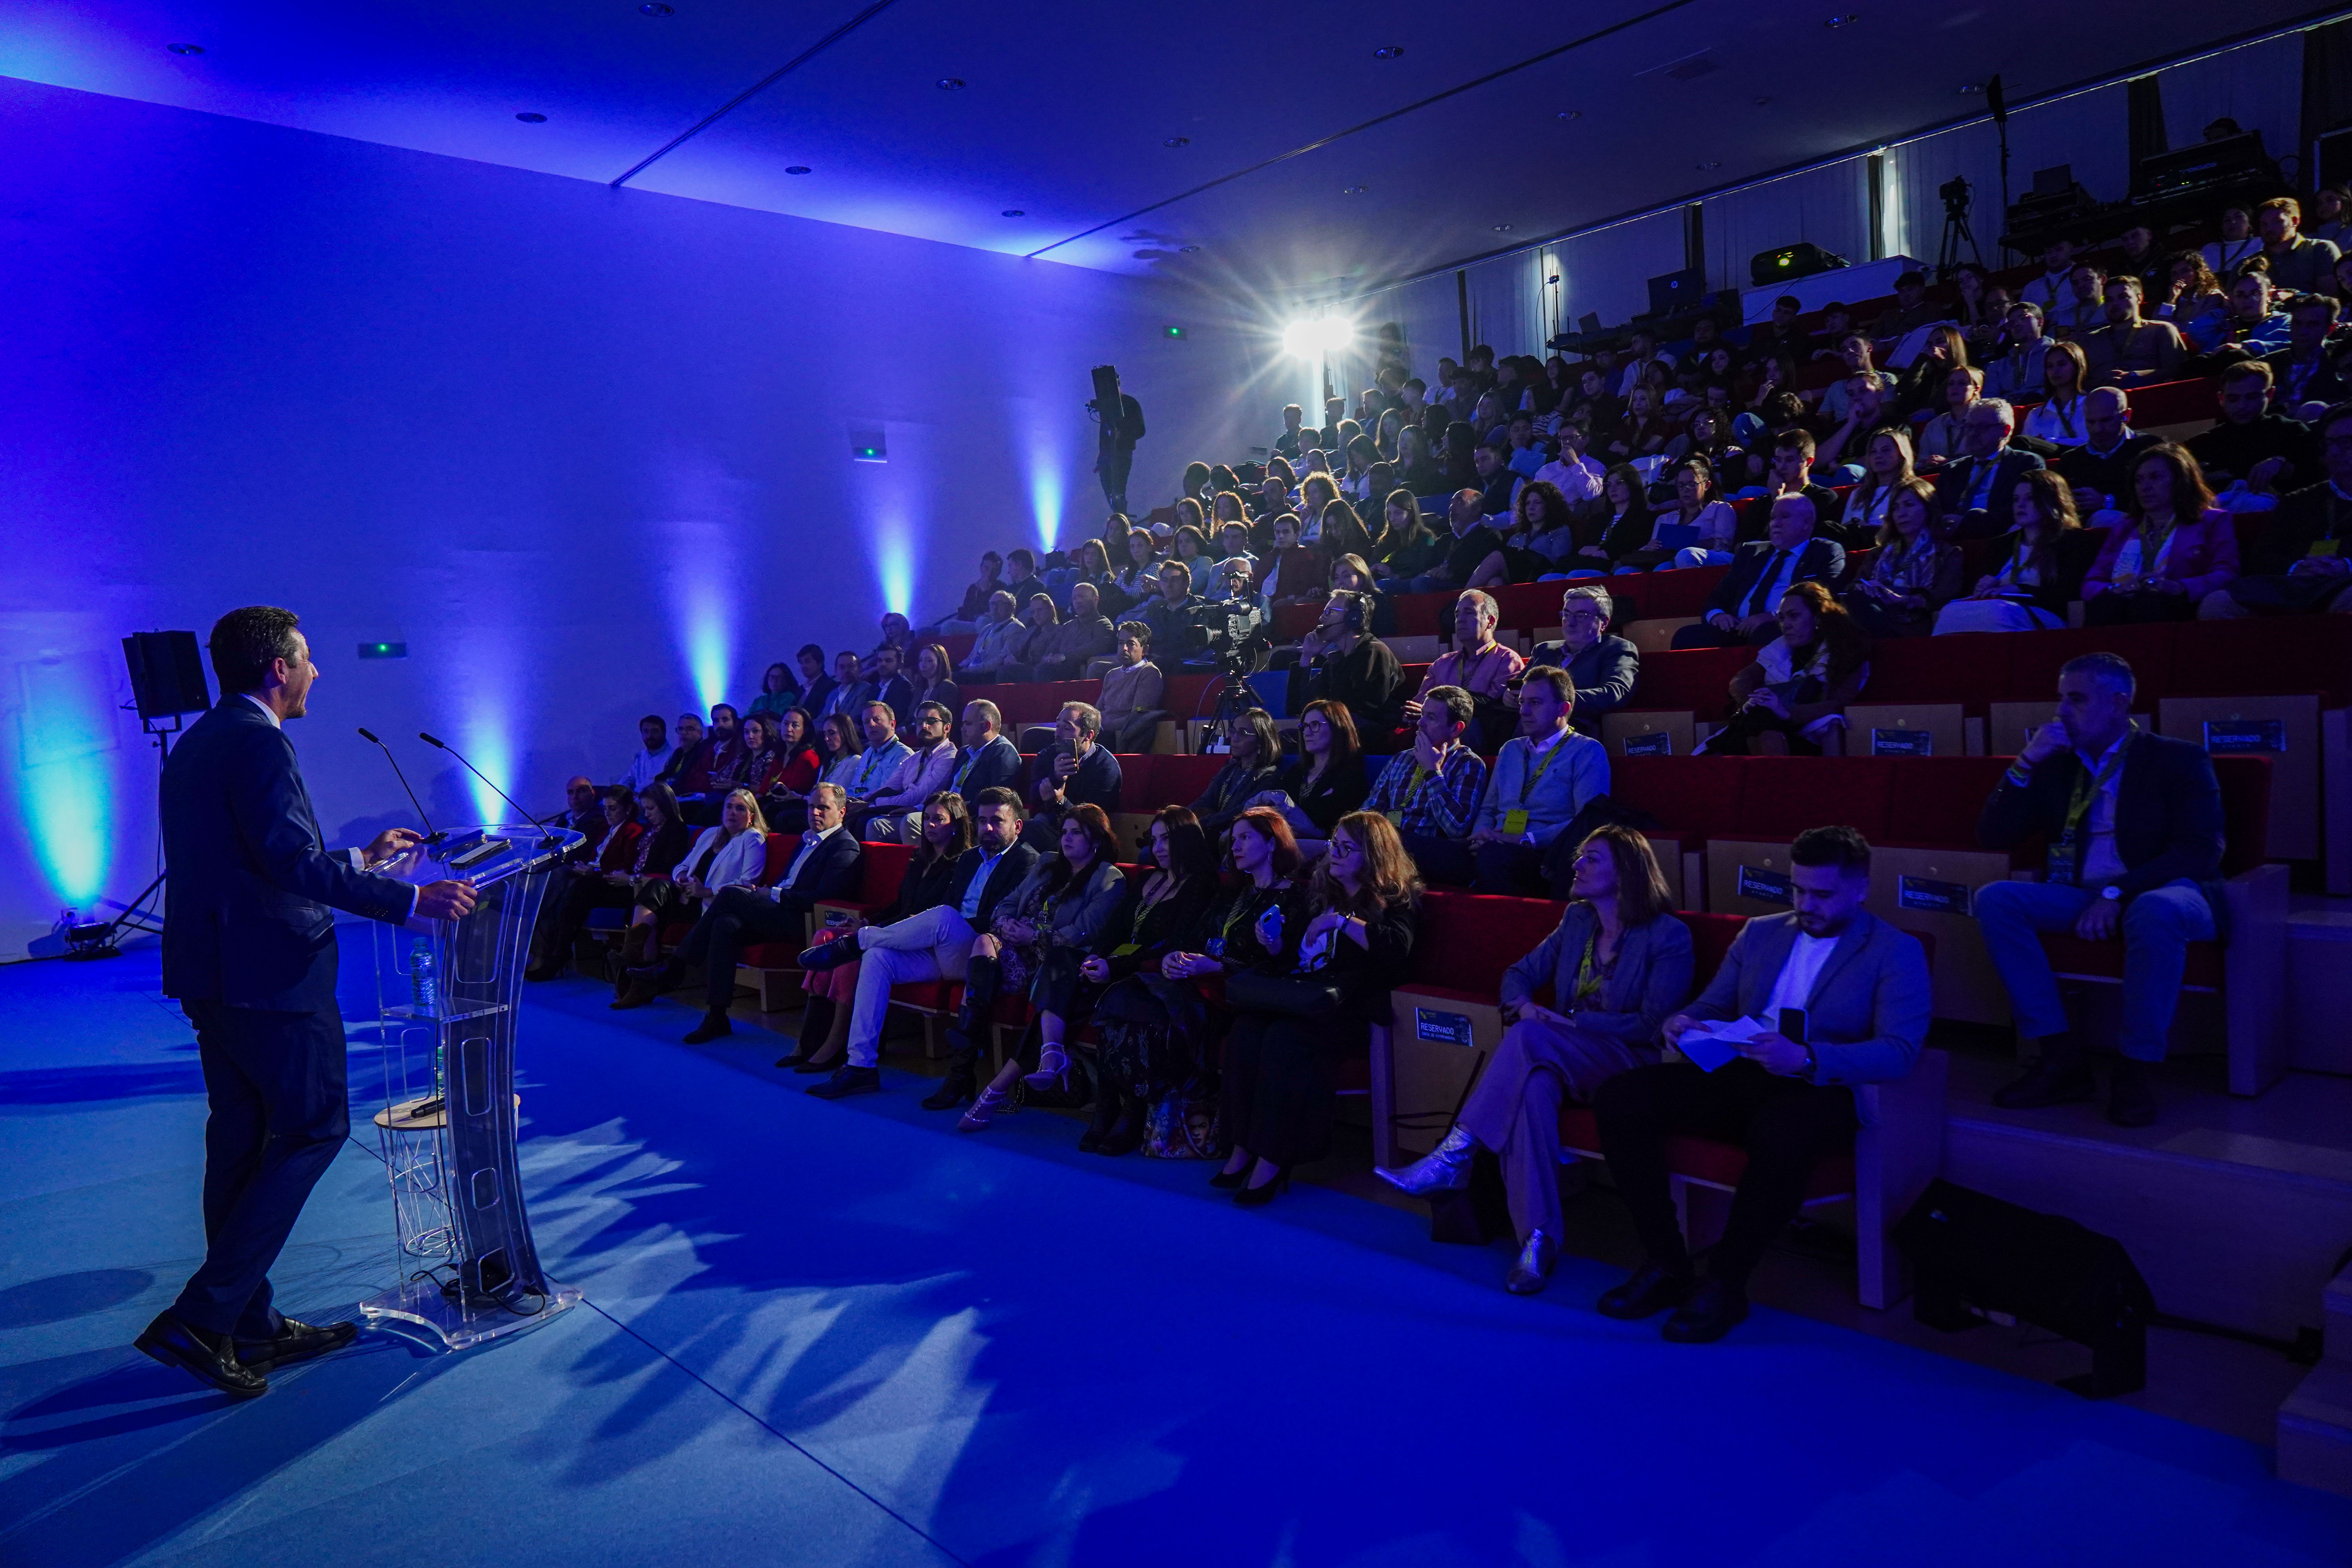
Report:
1705,538,1847,620
161,697,418,1011
944,842,1042,930
949,735,1024,799
1027,744,1123,817
1526,634,1641,730
1934,447,2047,538
2057,434,2160,512
2245,480,2352,575
801,675,839,717
872,674,918,726
1684,909,1931,1103
1977,729,2225,916
772,828,866,914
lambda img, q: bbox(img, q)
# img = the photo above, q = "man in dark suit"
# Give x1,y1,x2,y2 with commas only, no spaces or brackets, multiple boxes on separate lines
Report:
1594,826,1932,1341
1524,584,1640,734
1670,496,1846,649
1975,653,2224,1127
1934,398,2047,539
2056,388,2159,515
948,700,1024,798
1021,701,1122,850
869,645,919,727
625,782,864,1043
797,786,1043,1103
138,606,478,1399
2203,404,2352,617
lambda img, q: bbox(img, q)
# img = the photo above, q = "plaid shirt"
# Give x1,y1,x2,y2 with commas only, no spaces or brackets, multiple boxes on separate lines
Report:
1365,744,1487,840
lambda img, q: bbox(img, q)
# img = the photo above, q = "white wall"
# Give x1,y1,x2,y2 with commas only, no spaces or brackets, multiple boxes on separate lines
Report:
0,76,1252,958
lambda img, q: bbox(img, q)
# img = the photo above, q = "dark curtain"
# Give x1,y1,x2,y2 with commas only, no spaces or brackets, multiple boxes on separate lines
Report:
2301,20,2352,187
2127,76,2167,172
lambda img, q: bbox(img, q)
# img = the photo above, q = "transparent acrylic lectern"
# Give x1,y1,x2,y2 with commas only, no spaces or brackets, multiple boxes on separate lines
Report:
355,822,584,1350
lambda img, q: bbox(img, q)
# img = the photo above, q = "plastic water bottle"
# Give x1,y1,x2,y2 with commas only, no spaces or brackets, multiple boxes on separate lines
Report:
409,937,438,1015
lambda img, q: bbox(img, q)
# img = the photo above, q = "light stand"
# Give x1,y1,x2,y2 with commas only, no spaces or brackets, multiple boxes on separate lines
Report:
1988,75,2013,265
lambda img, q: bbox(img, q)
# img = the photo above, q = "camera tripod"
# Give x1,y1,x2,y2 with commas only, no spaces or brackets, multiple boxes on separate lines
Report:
1937,181,1982,276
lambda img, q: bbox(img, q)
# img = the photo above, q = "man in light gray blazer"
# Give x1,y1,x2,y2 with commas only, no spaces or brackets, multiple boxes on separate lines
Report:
1593,825,1932,1342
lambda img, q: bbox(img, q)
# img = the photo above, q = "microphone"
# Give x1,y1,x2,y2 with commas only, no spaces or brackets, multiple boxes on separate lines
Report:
357,728,444,844
418,732,554,840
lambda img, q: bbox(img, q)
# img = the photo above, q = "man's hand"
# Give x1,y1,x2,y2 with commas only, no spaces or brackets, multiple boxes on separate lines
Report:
1746,688,1789,719
1738,1031,1809,1076
2020,716,2071,764
2075,893,2122,940
1661,1012,1696,1047
1503,998,1572,1028
363,828,423,867
1411,732,1441,772
1467,828,1502,847
1079,955,1112,984
414,880,478,921
1161,951,1213,979
1707,610,1737,633
1401,698,1424,721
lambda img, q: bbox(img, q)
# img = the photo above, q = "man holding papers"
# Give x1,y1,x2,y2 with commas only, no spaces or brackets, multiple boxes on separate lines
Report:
1591,826,1933,1342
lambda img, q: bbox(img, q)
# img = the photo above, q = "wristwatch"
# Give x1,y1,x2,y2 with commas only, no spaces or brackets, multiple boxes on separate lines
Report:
2100,885,2123,902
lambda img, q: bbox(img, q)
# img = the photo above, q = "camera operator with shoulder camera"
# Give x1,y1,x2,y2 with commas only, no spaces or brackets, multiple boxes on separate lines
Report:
1090,365,1146,514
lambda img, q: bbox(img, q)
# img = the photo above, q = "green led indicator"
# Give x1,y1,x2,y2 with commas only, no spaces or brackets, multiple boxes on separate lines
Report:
1163,325,1186,339
358,641,408,659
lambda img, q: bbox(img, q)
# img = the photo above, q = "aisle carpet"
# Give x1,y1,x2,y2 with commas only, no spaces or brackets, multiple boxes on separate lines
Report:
4,945,2348,1567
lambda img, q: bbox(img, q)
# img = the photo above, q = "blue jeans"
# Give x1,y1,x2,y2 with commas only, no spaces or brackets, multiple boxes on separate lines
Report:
1973,878,2216,1061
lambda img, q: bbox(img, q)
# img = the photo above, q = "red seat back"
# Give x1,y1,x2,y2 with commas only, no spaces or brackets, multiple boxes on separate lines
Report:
1390,590,1449,637
1273,602,1321,641
1625,646,1751,715
1615,564,1732,622
1163,673,1216,713
2168,617,2352,708
1491,581,1564,633
1867,634,2015,708
2212,755,2272,878
1733,757,1895,841
1612,755,1746,833
1686,913,1746,990
1886,757,2015,846
756,835,798,886
857,841,912,906
2125,377,2220,427
1143,755,1226,808
1409,889,1565,994
2002,625,2177,704
1112,753,1158,804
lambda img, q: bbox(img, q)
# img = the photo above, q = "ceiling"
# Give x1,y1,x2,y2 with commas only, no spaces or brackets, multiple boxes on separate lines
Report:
0,0,2322,292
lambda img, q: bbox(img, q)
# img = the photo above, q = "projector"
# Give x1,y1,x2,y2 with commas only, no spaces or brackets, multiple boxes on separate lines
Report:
1750,243,1849,287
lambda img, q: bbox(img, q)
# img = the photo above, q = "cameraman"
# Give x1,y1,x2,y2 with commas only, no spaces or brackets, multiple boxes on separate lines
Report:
1138,560,1203,663
1181,558,1265,671
1093,371,1147,514
1301,589,1407,743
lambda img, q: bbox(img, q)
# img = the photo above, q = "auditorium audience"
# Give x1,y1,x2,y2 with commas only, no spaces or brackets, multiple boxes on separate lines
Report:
1836,428,1917,538
848,700,957,841
906,642,961,719
2023,341,2092,446
1024,701,1122,850
1673,495,1846,649
749,662,802,723
2202,401,2352,617
2200,206,2259,277
1098,623,1168,753
1301,590,1408,739
1138,560,1202,664
1749,431,1846,542
1593,825,1930,1341
2081,277,2185,387
1436,666,1610,897
1406,590,1526,746
1250,699,1369,846
1379,827,1693,1294
838,700,915,814
530,782,691,982
2191,363,2318,493
2081,444,2241,624
2261,294,2350,415
930,551,1005,636
1701,582,1870,755
1935,397,2047,538
610,787,768,984
1843,479,1964,638
961,591,1027,679
2060,388,2159,515
1367,684,1487,866
1975,653,2224,1127
1982,302,2052,401
1190,708,1285,836
1915,365,1985,462
2256,196,2341,292
1214,811,1419,1206
1526,585,1640,732
1935,470,2098,633
620,715,672,792
814,711,863,794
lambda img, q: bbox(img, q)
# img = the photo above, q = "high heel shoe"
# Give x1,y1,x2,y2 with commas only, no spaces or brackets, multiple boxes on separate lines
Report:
1231,1166,1290,1208
1022,1043,1071,1091
957,1083,1014,1132
1209,1157,1252,1190
1375,1125,1477,1196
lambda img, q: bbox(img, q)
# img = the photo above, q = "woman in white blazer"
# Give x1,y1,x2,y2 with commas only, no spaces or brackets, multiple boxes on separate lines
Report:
611,787,768,978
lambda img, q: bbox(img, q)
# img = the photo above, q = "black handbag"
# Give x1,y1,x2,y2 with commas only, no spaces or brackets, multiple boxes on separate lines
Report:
1223,968,1348,1018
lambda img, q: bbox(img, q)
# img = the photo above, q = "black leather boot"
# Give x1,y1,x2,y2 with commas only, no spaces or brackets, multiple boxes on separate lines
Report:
1095,1090,1145,1156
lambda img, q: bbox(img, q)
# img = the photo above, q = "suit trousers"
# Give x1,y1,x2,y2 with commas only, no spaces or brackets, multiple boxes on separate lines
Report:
1455,1017,1653,1245
845,906,980,1067
679,886,809,1012
172,998,352,1338
1593,1059,1858,1287
1973,877,2215,1061
1222,1010,1370,1168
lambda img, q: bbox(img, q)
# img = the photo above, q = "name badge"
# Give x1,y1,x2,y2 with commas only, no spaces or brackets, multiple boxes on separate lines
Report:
2309,539,2340,557
2204,719,2285,755
1871,728,1933,756
1415,1008,1475,1045
2044,838,2080,888
1501,808,1531,837
1622,730,1672,757
1737,864,1793,905
1204,936,1227,957
1110,943,1142,957
1897,875,1971,915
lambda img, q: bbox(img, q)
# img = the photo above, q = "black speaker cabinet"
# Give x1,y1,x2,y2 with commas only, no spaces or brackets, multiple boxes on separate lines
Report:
122,631,210,720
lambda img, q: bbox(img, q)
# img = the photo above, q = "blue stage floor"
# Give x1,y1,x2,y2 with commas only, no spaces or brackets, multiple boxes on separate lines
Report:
4,946,2349,1567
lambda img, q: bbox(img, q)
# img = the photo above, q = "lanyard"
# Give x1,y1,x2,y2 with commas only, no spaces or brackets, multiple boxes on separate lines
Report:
1518,733,1570,805
1220,884,1274,942
2064,735,2131,838
856,748,896,793
1572,927,1605,1001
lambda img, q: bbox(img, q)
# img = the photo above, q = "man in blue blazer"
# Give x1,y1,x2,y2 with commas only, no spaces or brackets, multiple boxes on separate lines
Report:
1593,825,1932,1341
1669,496,1847,649
948,700,1025,800
138,607,477,1398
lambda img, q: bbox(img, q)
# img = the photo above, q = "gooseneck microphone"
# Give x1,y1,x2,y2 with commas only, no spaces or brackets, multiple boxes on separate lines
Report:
418,732,554,840
357,727,445,844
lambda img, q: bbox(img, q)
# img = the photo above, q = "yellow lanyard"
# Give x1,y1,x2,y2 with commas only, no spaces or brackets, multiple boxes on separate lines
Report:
1517,733,1569,805
1572,928,1605,1001
2065,735,2131,838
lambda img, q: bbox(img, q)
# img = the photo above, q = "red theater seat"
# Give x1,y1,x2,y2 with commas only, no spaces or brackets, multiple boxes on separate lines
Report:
1867,635,2015,710
1884,757,2017,849
1612,755,1747,835
2002,624,2179,704
1614,566,1732,624
1621,646,1752,717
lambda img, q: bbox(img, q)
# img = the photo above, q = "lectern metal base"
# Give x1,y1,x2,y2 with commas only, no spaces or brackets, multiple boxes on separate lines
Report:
357,1275,584,1352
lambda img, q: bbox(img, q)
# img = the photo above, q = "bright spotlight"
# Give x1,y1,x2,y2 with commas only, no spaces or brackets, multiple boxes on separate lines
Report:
1281,319,1321,358
1319,317,1357,353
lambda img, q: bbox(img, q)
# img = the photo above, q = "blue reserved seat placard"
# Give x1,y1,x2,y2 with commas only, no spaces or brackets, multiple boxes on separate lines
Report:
2204,719,2285,754
1737,864,1793,904
1871,728,1933,756
1415,1008,1475,1046
1623,730,1672,756
1897,875,1971,915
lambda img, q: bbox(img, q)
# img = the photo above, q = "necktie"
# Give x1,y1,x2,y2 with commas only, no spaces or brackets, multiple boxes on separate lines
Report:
1746,551,1788,615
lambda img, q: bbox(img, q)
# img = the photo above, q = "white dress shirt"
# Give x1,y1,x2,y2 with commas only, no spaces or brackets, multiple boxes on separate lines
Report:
1762,930,1839,1020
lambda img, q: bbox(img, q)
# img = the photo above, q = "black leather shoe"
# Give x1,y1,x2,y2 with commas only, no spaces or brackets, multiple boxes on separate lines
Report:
135,1312,269,1399
921,1063,977,1110
1596,1261,1695,1320
523,963,564,983
236,1317,358,1370
1992,1060,2098,1109
2107,1058,2158,1128
681,1011,733,1044
807,1065,881,1099
1662,1278,1750,1343
797,938,862,971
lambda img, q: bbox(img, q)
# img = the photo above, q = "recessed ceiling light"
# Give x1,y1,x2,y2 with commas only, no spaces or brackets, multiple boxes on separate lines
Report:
1696,160,1721,170
1557,110,1583,120
515,112,547,122
936,77,965,90
1958,82,1984,94
1342,185,1368,195
1163,136,1190,147
786,165,811,174
1373,45,1405,59
168,42,204,54
639,2,673,13
1753,96,1773,106
1493,223,1514,232
1002,209,1024,217
1180,245,1201,254
1822,12,1857,25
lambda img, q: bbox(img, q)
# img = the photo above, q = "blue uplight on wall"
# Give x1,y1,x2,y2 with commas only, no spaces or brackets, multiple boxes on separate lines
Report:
16,650,118,907
873,512,914,618
1029,461,1063,553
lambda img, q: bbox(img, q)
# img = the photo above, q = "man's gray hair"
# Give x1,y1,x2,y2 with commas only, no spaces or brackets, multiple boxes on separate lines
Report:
1456,589,1499,623
2060,652,2136,699
1060,701,1103,737
1562,584,1613,622
811,782,848,811
965,699,1002,730
1975,397,2014,426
